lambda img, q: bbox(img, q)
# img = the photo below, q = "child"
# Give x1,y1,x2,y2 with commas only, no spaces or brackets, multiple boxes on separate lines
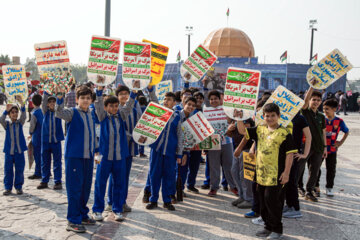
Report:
235,103,297,239
28,94,43,179
55,85,98,233
1,96,27,195
37,92,64,190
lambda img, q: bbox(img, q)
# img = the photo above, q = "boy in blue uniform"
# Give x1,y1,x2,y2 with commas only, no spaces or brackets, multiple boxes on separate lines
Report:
28,94,43,179
56,85,98,233
37,92,64,190
1,97,27,195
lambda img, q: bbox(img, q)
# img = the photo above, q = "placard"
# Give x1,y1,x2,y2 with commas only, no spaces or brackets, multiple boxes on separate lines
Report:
255,85,304,127
306,49,353,90
155,80,173,104
190,134,221,150
180,44,217,82
243,152,256,181
122,41,151,90
203,106,228,137
2,65,28,103
87,35,121,86
223,68,261,120
132,102,173,145
143,39,169,86
182,112,214,149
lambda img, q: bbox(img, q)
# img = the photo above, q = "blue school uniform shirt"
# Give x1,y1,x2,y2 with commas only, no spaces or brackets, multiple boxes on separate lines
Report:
29,107,44,147
42,93,64,144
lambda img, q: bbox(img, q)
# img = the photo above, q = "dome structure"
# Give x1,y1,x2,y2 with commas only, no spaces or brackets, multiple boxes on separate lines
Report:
203,27,255,58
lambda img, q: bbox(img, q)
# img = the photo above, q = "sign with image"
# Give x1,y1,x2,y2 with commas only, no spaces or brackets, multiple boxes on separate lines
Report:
203,106,228,138
190,134,221,151
2,65,28,103
155,80,173,104
243,152,256,181
182,112,214,149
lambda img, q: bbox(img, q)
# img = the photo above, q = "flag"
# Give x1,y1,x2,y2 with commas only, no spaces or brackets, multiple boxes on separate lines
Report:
310,53,318,64
226,8,229,16
280,51,287,62
176,51,181,62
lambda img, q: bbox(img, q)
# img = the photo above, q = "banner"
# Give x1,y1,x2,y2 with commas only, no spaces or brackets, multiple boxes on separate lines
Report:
255,85,304,127
243,152,256,181
223,68,261,120
190,134,221,150
122,41,151,90
87,35,121,86
203,106,228,138
143,39,169,86
182,112,214,149
2,65,28,103
132,102,173,145
306,49,353,90
180,44,217,82
155,80,173,104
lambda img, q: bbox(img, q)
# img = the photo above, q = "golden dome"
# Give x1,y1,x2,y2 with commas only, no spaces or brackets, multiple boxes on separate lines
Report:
203,27,255,58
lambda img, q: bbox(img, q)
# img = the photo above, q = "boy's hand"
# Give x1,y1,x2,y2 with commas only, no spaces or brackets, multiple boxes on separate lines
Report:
228,122,236,131
234,147,241,158
15,95,23,105
279,172,289,185
181,154,187,166
294,153,308,161
334,141,342,148
6,104,12,112
322,149,328,159
177,158,182,164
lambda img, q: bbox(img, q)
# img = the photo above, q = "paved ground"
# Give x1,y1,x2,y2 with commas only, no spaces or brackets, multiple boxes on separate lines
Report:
0,106,359,240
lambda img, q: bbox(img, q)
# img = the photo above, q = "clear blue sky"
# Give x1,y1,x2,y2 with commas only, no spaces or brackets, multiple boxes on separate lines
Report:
1,0,359,79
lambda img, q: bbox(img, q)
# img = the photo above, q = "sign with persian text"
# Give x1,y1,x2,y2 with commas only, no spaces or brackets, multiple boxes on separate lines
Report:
190,134,221,150
182,112,214,149
243,152,256,181
2,65,28,103
155,80,173,104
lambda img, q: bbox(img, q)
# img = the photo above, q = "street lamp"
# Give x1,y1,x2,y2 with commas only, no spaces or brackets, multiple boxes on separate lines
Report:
105,0,111,36
309,19,317,64
185,26,193,57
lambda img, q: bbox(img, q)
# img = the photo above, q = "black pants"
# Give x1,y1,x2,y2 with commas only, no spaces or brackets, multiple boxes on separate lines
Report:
252,174,260,213
297,151,323,193
316,152,337,189
286,160,300,210
258,184,285,234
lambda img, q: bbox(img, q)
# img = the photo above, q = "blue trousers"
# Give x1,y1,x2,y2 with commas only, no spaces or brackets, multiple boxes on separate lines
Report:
203,154,227,186
33,144,42,177
144,171,151,193
139,145,145,155
177,152,190,190
93,159,126,213
65,157,93,224
4,153,25,190
41,142,62,183
186,151,202,188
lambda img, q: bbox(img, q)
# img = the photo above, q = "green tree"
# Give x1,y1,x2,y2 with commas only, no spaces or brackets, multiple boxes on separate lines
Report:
70,64,88,83
0,54,11,64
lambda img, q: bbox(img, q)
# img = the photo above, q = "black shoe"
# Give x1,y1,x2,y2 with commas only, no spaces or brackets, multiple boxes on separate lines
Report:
142,190,151,203
139,153,147,158
201,184,210,189
146,202,158,210
37,182,48,189
66,222,86,233
187,186,199,193
53,183,62,190
223,186,229,191
81,218,96,225
16,189,23,195
305,192,318,202
3,190,11,196
163,203,175,211
28,174,42,180
256,229,272,237
298,187,306,197
170,195,177,204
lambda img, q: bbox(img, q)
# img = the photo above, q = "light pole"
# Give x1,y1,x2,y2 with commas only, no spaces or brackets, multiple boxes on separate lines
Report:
105,0,111,36
309,19,317,64
185,26,193,57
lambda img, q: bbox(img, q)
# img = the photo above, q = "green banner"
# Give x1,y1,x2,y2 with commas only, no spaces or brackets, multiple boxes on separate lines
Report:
91,39,113,50
146,105,166,117
133,128,157,139
196,46,212,59
88,58,117,65
122,74,150,79
227,71,251,82
224,91,257,99
124,44,145,54
123,63,150,69
139,119,162,131
88,69,116,76
223,102,255,110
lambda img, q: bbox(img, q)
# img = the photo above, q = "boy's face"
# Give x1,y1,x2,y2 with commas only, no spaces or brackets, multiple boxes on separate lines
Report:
263,111,279,127
47,99,56,110
163,96,176,109
195,96,204,108
181,92,192,105
209,95,220,107
77,94,92,110
105,102,119,115
309,96,322,110
323,105,336,117
117,91,129,105
9,109,19,121
183,101,196,115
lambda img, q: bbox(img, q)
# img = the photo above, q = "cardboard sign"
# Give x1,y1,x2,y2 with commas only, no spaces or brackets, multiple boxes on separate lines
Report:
180,44,217,82
132,102,173,146
243,152,256,181
307,49,353,90
2,65,28,103
155,80,173,104
256,85,304,127
143,39,169,86
182,112,214,149
122,41,151,90
87,35,121,86
203,106,228,138
190,134,221,150
223,68,261,120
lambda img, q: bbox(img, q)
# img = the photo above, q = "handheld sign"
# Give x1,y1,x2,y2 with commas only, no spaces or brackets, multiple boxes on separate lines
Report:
182,112,214,149
155,80,173,104
122,41,151,90
143,39,169,86
190,134,221,151
243,152,256,181
307,49,353,90
87,35,121,86
223,68,261,120
203,106,228,139
180,44,217,82
132,102,173,146
255,85,304,127
2,65,28,104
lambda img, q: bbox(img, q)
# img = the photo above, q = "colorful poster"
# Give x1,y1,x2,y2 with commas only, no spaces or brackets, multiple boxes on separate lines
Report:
155,80,173,104
132,102,173,146
243,152,256,181
87,35,121,86
190,134,221,151
2,65,28,103
143,39,169,86
203,106,228,139
255,85,304,127
306,49,353,90
122,41,151,90
223,68,261,120
180,44,217,82
182,112,214,149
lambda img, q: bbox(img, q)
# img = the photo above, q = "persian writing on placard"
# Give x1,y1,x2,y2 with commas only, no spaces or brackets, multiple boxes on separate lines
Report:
2,65,28,103
306,49,353,90
180,44,217,82
87,35,121,86
132,102,173,146
243,152,256,181
182,112,214,149
190,134,221,151
155,80,173,104
255,85,304,127
122,41,151,90
143,39,169,86
203,106,228,138
223,68,261,120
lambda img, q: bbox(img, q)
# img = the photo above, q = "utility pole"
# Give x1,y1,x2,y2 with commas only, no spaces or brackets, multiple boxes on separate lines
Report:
185,26,193,57
105,0,111,36
309,19,317,64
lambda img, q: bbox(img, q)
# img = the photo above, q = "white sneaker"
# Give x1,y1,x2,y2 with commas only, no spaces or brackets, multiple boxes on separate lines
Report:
283,207,303,218
114,212,125,222
92,212,104,221
252,216,265,226
326,188,334,197
105,204,112,212
267,232,283,239
282,205,290,213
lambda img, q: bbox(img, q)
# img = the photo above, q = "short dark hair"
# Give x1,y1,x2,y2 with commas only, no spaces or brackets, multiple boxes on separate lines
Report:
76,86,93,99
138,95,147,105
9,105,19,113
32,94,42,106
263,91,271,96
184,97,197,105
174,91,181,102
104,95,119,107
48,96,56,102
257,99,266,109
115,85,130,96
208,90,220,100
263,103,280,116
85,82,94,88
164,92,176,101
193,91,204,99
323,99,338,109
181,88,192,97
71,84,76,90
311,90,322,99
92,92,96,102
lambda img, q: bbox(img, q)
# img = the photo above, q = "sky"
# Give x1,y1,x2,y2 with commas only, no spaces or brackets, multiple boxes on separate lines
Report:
1,0,360,79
